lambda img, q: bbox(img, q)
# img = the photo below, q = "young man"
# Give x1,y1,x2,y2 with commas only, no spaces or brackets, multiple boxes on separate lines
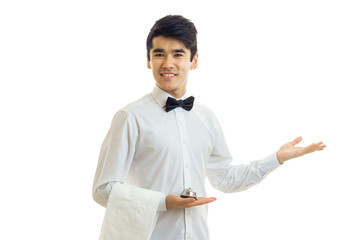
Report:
93,15,326,240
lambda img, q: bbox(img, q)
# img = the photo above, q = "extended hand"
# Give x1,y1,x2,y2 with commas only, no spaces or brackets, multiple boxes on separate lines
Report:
165,194,217,209
277,136,326,164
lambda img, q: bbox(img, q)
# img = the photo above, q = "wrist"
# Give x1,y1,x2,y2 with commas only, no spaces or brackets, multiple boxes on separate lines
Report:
276,151,285,164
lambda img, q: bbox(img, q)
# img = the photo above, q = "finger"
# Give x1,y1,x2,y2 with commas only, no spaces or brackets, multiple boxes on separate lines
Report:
201,197,217,202
195,197,216,203
318,144,327,150
303,142,325,154
303,143,316,153
290,136,302,146
189,197,217,207
198,197,217,204
310,142,324,152
315,143,326,151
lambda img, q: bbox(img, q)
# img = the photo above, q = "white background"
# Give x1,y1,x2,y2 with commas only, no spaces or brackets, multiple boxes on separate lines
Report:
1,0,359,239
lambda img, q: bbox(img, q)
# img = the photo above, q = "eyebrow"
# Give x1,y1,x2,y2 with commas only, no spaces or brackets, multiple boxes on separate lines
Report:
152,48,186,54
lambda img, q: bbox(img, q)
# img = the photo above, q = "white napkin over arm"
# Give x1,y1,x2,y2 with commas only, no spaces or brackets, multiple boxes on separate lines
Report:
99,183,163,240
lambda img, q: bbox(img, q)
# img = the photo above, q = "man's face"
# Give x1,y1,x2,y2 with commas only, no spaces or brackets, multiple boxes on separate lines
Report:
147,36,198,98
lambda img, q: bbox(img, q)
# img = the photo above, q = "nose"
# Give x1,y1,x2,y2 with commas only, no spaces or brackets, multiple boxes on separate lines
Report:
162,55,174,69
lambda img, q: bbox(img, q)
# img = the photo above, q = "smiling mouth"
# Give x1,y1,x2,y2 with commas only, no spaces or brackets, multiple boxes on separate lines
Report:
160,73,176,77
160,73,177,80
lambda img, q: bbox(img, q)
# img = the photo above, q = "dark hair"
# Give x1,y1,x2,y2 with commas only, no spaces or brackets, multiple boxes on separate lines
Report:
146,15,198,62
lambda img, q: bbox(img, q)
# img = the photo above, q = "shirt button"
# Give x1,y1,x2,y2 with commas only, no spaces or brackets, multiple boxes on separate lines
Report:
186,164,189,168
186,235,190,239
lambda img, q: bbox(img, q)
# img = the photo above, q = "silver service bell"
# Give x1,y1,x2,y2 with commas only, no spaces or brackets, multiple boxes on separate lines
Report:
180,187,197,200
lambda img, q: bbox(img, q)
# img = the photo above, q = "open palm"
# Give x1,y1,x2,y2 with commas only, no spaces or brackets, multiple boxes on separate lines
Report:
277,136,326,164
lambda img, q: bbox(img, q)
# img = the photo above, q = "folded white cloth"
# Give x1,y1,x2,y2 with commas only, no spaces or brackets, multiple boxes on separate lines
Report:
99,183,163,240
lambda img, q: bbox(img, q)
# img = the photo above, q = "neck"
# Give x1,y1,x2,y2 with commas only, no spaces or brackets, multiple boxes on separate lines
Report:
157,85,186,99
168,89,185,99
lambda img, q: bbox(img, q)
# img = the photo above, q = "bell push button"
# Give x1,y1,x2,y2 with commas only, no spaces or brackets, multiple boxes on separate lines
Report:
180,187,197,200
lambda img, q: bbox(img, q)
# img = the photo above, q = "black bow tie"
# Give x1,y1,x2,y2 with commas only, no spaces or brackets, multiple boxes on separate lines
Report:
165,96,195,112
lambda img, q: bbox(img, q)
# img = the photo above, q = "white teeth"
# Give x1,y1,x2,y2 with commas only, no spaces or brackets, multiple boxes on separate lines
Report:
162,74,175,77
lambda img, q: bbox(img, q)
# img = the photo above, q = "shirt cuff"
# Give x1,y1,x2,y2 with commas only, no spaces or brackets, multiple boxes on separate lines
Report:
157,194,167,212
259,152,281,174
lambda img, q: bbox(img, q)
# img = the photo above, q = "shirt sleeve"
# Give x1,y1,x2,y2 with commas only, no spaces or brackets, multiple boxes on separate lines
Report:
92,111,138,206
92,110,168,211
206,117,281,193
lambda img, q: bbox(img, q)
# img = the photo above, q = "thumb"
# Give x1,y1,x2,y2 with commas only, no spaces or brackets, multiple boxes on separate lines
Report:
291,136,302,146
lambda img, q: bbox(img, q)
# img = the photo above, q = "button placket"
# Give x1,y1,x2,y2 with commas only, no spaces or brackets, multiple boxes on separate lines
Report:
174,108,193,239
174,108,192,189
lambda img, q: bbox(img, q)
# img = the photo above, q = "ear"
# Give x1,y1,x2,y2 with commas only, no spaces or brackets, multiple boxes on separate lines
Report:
190,52,198,70
147,55,151,69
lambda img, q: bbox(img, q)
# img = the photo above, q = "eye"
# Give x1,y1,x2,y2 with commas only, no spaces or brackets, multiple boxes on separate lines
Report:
174,54,184,57
154,53,164,57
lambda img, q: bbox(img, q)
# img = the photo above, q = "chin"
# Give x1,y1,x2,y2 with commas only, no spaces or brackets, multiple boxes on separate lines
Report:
157,82,175,91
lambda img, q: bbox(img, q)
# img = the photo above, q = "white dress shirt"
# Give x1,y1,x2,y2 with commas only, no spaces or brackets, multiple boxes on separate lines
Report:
93,85,280,240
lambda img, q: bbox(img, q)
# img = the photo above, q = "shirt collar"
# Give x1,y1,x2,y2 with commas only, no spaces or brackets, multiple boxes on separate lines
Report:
151,85,191,110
